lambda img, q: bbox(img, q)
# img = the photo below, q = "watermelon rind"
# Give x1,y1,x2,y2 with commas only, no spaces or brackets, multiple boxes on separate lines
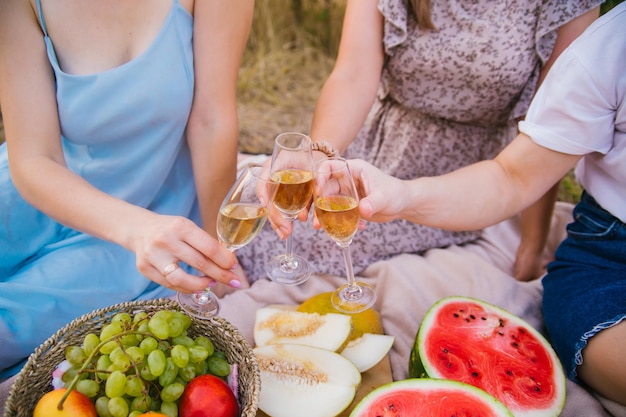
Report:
350,378,514,417
409,296,567,417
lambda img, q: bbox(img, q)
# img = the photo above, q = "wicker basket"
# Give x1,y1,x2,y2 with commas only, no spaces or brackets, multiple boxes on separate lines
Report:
3,298,260,417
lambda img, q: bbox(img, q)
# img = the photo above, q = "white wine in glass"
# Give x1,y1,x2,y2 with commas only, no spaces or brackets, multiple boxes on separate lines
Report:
177,164,271,319
314,157,376,313
265,132,315,285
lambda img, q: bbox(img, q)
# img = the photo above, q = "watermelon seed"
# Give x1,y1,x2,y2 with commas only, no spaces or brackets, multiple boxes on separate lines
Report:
498,319,505,327
469,314,475,320
443,348,449,353
512,342,519,348
506,370,513,376
481,316,487,320
498,331,504,336
471,371,479,378
453,313,459,318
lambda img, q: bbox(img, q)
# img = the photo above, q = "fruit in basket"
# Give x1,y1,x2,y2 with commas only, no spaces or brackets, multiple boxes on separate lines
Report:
179,374,238,417
349,378,513,417
54,309,234,417
254,343,361,417
33,388,97,417
254,306,352,351
409,296,566,417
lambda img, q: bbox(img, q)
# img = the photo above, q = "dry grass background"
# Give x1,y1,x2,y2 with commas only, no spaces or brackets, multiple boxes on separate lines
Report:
237,0,344,154
0,0,583,202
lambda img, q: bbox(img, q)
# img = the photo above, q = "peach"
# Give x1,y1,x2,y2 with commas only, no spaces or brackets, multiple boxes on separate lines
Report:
33,388,97,417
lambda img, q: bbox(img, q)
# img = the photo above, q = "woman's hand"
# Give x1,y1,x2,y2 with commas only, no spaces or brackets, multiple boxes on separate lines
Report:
347,159,409,223
133,214,241,293
513,242,548,282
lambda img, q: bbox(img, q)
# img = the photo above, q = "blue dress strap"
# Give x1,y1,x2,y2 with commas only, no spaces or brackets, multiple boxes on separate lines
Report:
35,0,48,36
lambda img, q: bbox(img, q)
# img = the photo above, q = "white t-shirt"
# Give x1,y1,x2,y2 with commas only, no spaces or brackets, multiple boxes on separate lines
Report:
519,2,626,223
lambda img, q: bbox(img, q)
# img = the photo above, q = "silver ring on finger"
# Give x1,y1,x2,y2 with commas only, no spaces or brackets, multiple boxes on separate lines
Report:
162,261,180,277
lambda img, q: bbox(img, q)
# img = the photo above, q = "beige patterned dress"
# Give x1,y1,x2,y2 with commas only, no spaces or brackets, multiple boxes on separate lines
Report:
238,0,602,282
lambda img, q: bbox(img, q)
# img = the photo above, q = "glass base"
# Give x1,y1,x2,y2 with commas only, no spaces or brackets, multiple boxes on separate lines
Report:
177,290,220,320
266,253,311,286
331,281,376,313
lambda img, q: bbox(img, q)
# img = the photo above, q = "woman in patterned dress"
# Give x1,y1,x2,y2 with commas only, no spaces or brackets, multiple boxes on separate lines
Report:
237,0,602,283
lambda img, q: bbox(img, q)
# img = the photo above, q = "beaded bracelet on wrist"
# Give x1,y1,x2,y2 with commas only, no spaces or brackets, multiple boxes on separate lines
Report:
311,141,340,158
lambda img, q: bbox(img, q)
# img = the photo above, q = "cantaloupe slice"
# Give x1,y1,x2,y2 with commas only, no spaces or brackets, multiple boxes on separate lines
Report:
254,307,351,351
254,344,361,417
340,333,395,373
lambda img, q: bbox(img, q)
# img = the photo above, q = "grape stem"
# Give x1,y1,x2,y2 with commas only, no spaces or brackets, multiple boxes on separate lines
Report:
57,325,154,410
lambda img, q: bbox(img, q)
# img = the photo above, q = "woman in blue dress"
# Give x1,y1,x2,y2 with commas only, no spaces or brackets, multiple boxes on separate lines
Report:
0,0,254,380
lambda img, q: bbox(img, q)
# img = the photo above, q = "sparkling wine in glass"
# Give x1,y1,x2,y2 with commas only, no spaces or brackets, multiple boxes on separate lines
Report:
314,157,376,313
177,164,271,319
265,132,315,285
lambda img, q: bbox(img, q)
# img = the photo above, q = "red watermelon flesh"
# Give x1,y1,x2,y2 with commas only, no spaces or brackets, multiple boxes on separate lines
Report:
350,378,513,417
410,296,566,417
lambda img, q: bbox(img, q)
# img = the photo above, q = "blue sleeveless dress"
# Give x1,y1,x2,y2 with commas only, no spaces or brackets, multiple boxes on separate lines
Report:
0,0,196,377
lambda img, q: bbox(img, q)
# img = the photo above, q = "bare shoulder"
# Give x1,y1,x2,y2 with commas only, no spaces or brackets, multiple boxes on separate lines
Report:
0,0,43,53
0,0,38,27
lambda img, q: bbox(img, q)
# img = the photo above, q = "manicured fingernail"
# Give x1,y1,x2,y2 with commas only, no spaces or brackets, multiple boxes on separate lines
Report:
207,279,218,287
229,279,242,288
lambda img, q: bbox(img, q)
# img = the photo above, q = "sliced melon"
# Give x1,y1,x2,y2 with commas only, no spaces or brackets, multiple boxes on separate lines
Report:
254,307,351,351
350,378,513,417
296,291,384,341
254,344,361,417
340,333,395,373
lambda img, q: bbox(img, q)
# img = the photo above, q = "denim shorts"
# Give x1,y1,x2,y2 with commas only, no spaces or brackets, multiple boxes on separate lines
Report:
542,191,626,380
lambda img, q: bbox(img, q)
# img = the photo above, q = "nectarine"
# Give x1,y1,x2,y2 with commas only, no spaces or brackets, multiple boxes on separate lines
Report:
180,374,238,417
33,388,97,417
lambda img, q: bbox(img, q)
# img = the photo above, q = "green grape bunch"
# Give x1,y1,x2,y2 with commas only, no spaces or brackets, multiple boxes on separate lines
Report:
56,309,233,417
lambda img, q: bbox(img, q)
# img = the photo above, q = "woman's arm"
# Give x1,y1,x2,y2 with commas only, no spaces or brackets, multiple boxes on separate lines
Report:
187,0,254,239
309,0,385,154
513,6,600,280
352,134,582,229
0,0,239,293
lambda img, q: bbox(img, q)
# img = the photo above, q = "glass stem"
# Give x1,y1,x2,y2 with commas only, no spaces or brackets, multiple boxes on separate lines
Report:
340,244,362,298
285,219,295,259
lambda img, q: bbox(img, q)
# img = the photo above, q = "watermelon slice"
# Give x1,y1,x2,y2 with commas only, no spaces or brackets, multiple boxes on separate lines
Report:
350,378,513,417
409,296,566,417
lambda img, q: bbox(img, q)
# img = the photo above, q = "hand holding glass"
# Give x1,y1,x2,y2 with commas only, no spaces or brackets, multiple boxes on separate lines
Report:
314,157,376,313
177,164,270,319
265,132,315,285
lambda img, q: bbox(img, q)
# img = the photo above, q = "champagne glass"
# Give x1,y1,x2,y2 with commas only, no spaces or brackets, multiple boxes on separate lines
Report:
177,164,271,319
265,132,315,285
313,157,376,313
